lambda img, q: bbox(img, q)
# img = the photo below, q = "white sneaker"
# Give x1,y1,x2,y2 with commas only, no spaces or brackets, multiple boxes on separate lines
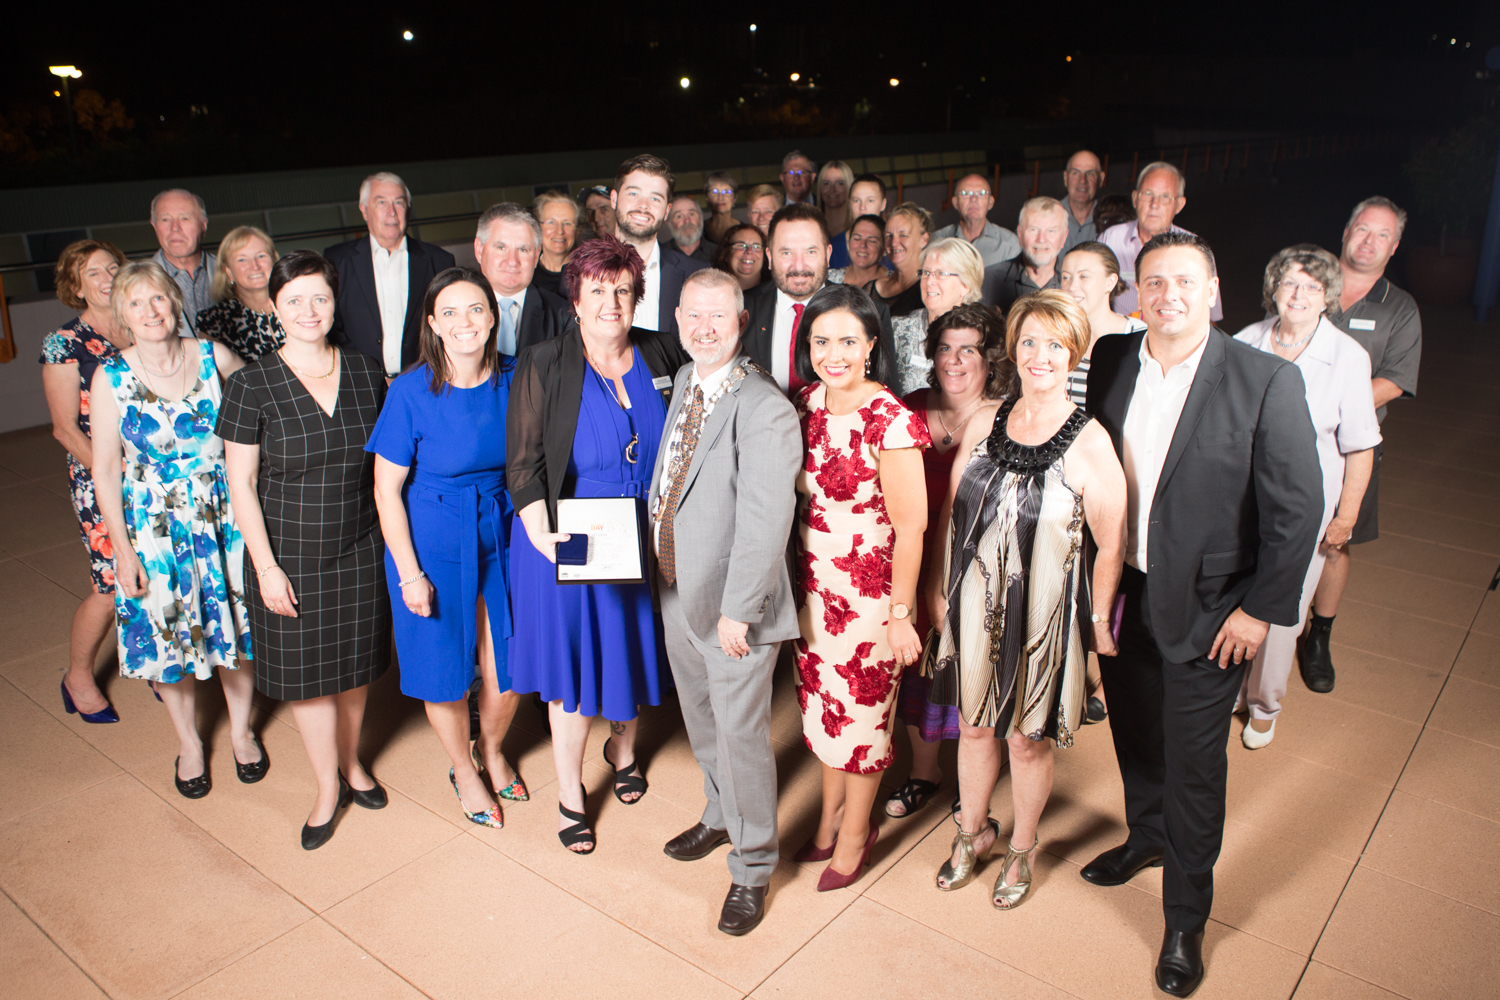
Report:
1242,718,1276,749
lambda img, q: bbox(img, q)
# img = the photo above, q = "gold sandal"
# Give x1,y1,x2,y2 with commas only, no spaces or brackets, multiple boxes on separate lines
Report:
936,818,999,891
993,836,1039,909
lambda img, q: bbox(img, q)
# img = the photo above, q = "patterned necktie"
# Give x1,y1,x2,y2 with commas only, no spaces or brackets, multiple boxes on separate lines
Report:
787,302,807,393
658,385,706,587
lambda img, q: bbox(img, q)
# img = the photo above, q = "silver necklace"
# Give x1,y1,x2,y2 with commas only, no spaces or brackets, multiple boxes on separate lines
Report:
933,398,984,446
1272,321,1316,350
138,345,186,398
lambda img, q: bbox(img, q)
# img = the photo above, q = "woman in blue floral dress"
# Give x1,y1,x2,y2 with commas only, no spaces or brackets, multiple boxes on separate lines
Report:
90,262,262,799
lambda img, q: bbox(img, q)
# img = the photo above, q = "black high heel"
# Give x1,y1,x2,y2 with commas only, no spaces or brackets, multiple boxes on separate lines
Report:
301,775,352,850
557,784,595,854
602,737,647,804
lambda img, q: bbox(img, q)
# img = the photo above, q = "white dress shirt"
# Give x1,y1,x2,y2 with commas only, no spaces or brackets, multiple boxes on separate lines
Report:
653,358,738,552
770,287,811,391
371,237,409,375
1121,331,1209,571
494,287,527,357
633,240,662,332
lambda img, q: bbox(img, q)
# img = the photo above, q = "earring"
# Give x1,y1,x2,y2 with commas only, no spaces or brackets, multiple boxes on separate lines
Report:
864,356,872,374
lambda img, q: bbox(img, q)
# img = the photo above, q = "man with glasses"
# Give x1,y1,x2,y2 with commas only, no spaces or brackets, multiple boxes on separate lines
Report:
932,173,1021,267
981,197,1067,312
1100,162,1223,321
703,171,739,243
1062,150,1106,252
780,150,816,206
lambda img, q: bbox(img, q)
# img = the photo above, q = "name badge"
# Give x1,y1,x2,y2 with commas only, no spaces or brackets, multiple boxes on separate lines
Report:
1348,318,1376,331
652,376,674,390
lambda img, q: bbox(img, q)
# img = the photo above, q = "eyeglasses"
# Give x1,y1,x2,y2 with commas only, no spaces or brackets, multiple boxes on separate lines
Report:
730,241,764,253
917,269,961,280
1137,191,1178,205
1278,279,1324,296
783,169,811,178
955,189,990,198
707,187,736,195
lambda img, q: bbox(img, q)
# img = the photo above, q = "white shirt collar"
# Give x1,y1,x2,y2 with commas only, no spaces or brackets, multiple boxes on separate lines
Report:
1138,328,1209,379
372,236,407,261
692,356,738,398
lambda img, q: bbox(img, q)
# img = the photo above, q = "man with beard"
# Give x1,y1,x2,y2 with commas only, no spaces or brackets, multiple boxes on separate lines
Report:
741,203,897,394
663,195,718,263
1100,162,1223,321
982,197,1068,312
607,155,708,339
649,267,801,936
1062,149,1106,252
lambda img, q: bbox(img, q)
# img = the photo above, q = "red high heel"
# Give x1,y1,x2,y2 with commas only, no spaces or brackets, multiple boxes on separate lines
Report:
792,833,837,863
817,827,878,891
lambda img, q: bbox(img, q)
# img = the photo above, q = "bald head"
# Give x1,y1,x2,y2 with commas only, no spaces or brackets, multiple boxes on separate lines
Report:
1064,151,1103,210
953,173,995,226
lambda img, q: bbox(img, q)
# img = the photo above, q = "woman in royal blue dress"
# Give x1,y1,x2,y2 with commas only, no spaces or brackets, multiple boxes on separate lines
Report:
368,268,526,829
507,235,686,854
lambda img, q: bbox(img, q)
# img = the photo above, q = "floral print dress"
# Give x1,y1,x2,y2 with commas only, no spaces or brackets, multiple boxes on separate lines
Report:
101,343,251,683
793,383,930,774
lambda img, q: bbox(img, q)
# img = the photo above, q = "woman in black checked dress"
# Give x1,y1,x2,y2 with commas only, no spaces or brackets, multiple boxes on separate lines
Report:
218,251,391,850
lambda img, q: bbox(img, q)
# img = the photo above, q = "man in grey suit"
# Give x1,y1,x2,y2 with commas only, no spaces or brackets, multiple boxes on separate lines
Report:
648,268,801,936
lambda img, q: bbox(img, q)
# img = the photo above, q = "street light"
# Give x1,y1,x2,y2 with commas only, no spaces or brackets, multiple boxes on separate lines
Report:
749,23,757,69
680,77,690,89
403,30,414,41
889,78,900,87
49,65,81,158
790,72,800,82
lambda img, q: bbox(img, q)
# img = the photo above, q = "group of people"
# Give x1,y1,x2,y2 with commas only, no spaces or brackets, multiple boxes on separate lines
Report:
39,144,1420,997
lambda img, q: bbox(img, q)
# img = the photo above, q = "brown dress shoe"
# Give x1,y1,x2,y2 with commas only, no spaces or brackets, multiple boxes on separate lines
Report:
718,883,767,936
664,822,731,861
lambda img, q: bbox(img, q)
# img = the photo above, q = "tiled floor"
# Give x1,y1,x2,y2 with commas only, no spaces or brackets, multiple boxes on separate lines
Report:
2,306,1497,1000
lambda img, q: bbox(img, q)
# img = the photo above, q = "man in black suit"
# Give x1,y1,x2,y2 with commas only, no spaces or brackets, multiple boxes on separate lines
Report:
327,172,456,376
742,203,896,394
608,154,707,340
473,202,572,357
1083,232,1321,997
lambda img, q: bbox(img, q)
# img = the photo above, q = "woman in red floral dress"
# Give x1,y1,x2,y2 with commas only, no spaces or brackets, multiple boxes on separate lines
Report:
791,284,930,891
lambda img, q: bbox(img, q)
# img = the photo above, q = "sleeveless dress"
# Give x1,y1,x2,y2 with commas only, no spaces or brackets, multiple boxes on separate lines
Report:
793,384,930,774
101,343,250,682
928,397,1090,746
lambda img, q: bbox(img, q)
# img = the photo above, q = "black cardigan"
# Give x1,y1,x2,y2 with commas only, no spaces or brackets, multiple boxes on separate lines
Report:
507,326,690,528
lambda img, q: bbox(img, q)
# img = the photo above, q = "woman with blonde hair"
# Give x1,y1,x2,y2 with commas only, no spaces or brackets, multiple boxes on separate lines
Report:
196,226,283,363
817,160,856,242
868,202,933,317
532,190,582,296
745,184,784,236
889,237,986,395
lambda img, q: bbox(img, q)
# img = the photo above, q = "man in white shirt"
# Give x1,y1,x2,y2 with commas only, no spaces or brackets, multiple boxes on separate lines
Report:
1098,162,1222,322
327,171,455,376
149,188,216,336
1082,232,1321,998
607,154,707,339
473,203,570,357
931,173,1021,267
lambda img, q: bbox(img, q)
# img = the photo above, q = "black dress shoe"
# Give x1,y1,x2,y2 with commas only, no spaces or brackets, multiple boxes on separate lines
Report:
664,822,731,861
1155,929,1205,997
301,776,353,851
235,738,270,784
174,757,211,799
1080,843,1164,886
718,883,767,936
1299,628,1336,693
343,771,388,810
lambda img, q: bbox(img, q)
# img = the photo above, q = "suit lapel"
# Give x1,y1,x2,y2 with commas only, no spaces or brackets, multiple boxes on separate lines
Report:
516,290,541,353
681,369,741,496
650,365,694,509
1098,332,1143,461
402,239,426,337
1152,331,1226,505
349,236,381,332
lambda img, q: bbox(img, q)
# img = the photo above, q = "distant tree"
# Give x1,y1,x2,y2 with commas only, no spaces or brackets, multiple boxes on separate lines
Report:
72,89,134,145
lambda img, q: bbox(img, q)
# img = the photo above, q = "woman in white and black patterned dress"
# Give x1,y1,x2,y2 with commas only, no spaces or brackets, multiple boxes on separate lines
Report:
218,250,390,851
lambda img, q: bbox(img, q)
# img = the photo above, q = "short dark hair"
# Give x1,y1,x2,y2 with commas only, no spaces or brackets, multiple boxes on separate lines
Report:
270,249,339,303
925,302,1012,398
614,154,675,199
793,283,892,387
850,213,886,239
1136,230,1217,279
564,234,647,306
1092,193,1135,234
767,202,830,248
851,173,887,200
418,267,503,394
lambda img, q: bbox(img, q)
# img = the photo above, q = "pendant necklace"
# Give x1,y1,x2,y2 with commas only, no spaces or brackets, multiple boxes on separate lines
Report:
933,399,983,446
138,344,186,400
584,343,639,464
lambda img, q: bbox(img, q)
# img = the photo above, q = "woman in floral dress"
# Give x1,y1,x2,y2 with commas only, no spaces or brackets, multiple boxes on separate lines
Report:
39,240,131,723
791,284,930,891
90,262,262,799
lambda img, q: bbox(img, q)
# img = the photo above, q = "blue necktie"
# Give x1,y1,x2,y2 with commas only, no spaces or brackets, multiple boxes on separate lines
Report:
496,298,518,356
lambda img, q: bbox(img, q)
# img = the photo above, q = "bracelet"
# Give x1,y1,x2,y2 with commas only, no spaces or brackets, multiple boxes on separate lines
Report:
256,564,281,578
399,571,428,588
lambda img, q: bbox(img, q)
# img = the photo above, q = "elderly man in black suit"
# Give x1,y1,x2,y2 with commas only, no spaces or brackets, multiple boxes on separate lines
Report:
607,154,707,339
473,202,573,357
1084,232,1321,997
326,172,456,376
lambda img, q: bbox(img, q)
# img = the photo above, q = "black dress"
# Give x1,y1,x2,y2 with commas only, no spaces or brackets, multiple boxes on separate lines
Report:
863,276,924,317
215,349,390,700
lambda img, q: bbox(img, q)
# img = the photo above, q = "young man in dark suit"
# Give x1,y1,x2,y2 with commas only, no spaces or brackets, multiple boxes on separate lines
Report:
607,154,707,340
1084,232,1322,997
326,172,456,376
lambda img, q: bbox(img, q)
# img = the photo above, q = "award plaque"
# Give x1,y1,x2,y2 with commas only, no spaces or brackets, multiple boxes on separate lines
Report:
554,497,647,585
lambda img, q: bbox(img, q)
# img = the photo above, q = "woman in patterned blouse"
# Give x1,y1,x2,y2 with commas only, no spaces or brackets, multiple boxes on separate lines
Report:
196,226,285,363
39,240,132,723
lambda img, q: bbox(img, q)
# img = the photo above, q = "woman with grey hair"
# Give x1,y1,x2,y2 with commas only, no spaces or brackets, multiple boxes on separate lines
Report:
1231,244,1380,749
889,237,985,395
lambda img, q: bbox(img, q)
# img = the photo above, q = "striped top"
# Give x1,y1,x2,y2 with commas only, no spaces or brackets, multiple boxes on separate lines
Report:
1068,319,1146,406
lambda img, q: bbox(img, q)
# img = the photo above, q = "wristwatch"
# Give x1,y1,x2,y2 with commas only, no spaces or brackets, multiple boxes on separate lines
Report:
890,603,911,621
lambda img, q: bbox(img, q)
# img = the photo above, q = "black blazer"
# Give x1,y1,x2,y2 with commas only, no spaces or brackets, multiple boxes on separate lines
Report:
741,280,898,379
507,327,690,528
514,284,576,356
1085,328,1322,663
326,235,456,374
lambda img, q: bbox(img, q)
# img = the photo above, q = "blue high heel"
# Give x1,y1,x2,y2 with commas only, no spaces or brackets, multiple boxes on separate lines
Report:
60,679,119,724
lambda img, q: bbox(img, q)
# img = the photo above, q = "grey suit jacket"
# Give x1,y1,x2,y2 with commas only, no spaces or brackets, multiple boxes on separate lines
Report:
647,355,802,647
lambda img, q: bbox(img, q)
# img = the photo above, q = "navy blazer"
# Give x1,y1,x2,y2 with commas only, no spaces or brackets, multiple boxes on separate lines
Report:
1085,328,1323,663
326,235,456,374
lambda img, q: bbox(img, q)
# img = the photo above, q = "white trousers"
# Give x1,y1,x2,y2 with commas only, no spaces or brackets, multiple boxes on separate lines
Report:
1240,545,1327,722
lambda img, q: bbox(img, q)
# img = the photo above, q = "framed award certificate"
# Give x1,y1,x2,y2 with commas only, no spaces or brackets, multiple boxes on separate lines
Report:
555,497,647,585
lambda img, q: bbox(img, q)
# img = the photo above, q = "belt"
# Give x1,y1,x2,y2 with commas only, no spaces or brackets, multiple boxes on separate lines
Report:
410,471,513,659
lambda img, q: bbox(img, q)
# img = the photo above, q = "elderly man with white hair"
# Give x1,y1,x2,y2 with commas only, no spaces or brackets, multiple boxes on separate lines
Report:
1099,162,1223,321
473,202,572,357
327,171,456,376
981,196,1068,312
150,188,216,336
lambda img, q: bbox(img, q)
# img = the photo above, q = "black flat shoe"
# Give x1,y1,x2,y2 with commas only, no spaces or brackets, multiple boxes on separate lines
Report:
1299,628,1336,693
174,757,211,799
1155,929,1205,997
718,883,767,936
301,775,352,850
1080,842,1163,886
664,822,730,861
343,771,387,809
235,738,270,784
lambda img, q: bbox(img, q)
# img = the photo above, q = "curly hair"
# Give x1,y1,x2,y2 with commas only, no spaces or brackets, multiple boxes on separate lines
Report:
54,240,126,311
1262,243,1342,314
925,302,1012,398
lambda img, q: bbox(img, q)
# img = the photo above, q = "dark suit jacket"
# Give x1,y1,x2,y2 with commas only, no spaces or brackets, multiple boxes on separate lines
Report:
514,284,576,356
326,235,456,374
741,280,898,380
507,327,691,528
1085,328,1322,663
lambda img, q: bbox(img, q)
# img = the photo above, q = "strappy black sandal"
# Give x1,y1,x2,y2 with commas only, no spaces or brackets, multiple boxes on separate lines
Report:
558,784,595,854
884,777,941,818
602,737,648,804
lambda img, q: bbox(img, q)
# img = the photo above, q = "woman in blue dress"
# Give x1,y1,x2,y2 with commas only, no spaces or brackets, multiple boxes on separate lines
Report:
507,234,687,853
368,268,525,829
